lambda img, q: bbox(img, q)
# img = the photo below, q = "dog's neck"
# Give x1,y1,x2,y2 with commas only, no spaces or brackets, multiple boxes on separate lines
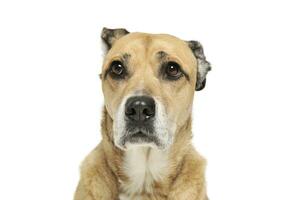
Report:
100,107,193,195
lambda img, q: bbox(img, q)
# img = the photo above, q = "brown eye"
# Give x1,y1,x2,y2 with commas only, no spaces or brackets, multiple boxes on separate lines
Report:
109,61,127,79
165,62,183,79
111,61,124,75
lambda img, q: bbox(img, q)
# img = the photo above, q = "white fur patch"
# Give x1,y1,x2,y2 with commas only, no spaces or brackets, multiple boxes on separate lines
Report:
153,97,175,149
113,95,128,150
119,146,168,198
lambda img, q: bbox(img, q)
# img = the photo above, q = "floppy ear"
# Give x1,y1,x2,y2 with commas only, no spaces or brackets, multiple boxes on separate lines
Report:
187,40,211,91
101,27,129,49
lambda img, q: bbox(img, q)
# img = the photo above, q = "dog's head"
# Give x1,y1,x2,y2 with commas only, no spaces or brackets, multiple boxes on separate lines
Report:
100,27,211,151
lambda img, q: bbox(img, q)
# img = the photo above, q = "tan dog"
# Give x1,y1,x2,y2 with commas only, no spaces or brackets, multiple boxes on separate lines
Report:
74,27,211,200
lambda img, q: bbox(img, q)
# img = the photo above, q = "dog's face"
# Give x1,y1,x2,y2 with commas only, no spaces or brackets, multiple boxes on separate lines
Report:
100,28,211,151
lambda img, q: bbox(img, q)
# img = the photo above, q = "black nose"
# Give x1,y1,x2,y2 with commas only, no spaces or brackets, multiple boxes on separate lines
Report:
125,96,155,122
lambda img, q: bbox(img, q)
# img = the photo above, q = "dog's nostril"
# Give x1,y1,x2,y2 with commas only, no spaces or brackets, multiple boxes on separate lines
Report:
143,108,154,118
126,108,136,116
125,96,155,122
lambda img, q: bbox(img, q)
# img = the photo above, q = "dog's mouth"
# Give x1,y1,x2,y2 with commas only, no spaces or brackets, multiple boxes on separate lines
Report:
131,131,148,139
121,129,160,147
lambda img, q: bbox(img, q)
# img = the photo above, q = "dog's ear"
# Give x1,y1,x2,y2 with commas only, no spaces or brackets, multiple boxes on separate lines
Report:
101,27,129,49
187,40,211,91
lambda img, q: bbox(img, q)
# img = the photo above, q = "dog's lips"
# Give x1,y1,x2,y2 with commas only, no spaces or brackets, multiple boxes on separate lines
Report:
128,131,153,142
121,130,158,146
130,131,148,139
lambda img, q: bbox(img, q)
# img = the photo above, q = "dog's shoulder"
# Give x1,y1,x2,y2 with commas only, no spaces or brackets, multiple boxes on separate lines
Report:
79,143,103,173
184,146,207,172
75,143,119,199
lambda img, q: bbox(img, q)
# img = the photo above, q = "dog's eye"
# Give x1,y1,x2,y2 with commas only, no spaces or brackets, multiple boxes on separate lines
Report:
165,62,183,80
111,61,124,75
109,61,126,79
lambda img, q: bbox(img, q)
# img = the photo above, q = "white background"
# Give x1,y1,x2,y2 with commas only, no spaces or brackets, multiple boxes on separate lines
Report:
0,0,300,200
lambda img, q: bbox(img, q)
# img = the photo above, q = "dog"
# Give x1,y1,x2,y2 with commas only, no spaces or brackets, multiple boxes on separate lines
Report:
74,27,211,200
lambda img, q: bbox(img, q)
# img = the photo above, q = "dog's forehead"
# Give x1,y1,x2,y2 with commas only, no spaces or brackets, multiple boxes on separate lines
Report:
105,32,196,64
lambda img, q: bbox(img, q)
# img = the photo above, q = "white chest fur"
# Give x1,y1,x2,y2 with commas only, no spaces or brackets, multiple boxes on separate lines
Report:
119,146,168,198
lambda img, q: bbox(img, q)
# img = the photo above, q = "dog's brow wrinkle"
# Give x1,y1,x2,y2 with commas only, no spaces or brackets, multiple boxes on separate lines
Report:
122,53,131,60
156,51,168,60
122,53,131,61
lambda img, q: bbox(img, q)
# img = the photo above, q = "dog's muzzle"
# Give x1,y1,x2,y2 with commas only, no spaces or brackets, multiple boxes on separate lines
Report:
114,95,173,150
122,96,158,145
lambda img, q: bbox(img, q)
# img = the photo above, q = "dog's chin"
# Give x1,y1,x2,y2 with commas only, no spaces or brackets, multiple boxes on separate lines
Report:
116,131,163,151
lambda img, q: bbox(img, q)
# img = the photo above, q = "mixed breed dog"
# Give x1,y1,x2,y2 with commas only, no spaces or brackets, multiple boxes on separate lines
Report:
74,27,211,200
